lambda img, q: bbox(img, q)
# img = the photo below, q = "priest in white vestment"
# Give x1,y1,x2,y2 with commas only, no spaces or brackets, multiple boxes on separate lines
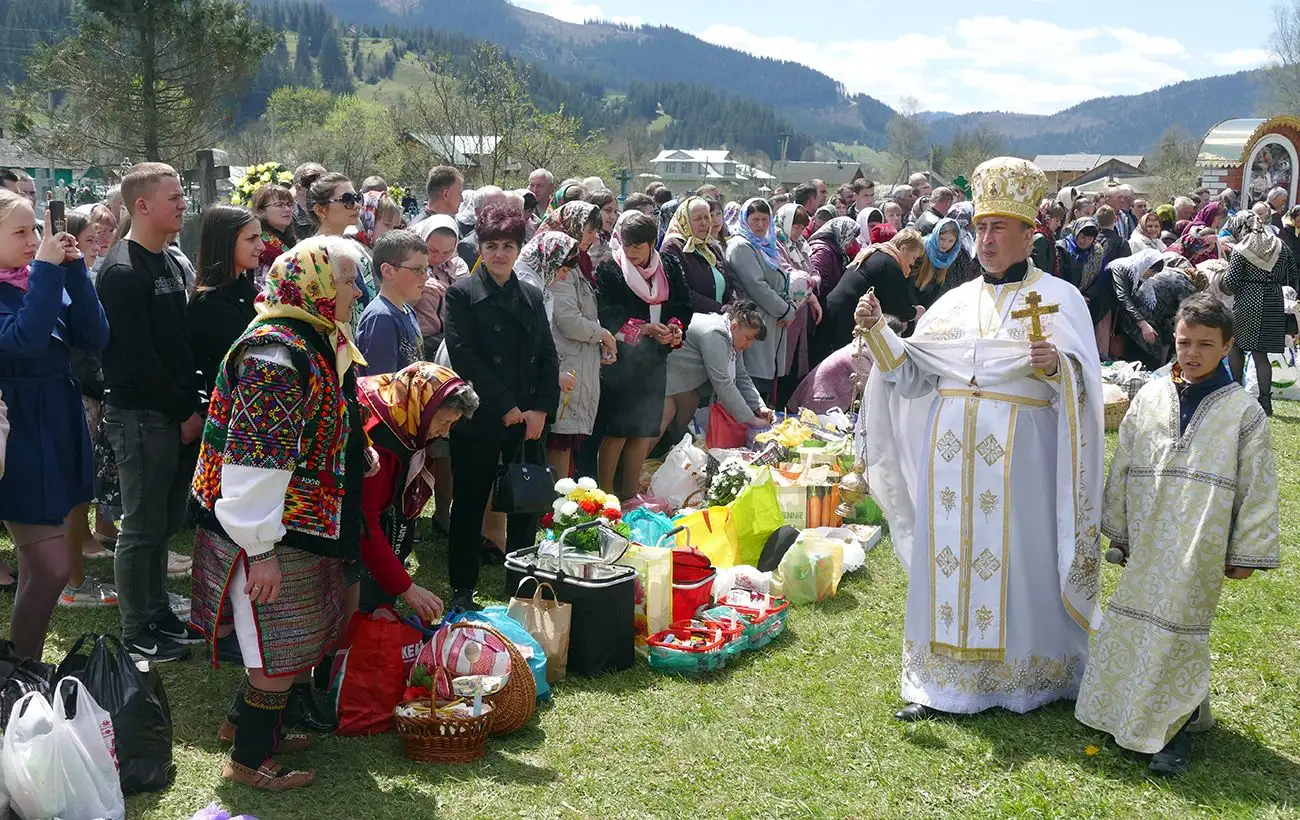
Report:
857,158,1106,719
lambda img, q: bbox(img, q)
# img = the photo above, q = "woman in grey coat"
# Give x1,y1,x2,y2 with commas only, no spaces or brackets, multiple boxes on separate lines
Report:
662,301,774,435
725,198,796,398
517,231,616,478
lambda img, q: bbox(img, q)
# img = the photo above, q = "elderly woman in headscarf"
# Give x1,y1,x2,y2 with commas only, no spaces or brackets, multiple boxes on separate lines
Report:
807,216,861,302
1155,203,1177,238
351,363,479,625
1056,218,1103,291
1032,201,1065,275
775,204,825,395
538,201,602,282
190,235,368,791
1110,249,1198,369
1129,209,1167,254
911,218,967,309
725,198,796,398
1171,202,1227,266
947,201,977,261
1221,210,1299,414
662,195,736,314
525,231,615,478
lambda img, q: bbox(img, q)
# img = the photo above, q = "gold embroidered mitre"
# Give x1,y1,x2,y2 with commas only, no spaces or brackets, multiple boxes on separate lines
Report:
971,157,1049,227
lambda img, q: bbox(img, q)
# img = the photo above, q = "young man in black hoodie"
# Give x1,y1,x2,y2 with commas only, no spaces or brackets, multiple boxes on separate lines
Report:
97,162,204,662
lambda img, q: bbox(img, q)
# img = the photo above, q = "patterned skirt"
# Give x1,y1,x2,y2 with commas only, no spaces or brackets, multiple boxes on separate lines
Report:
191,526,345,677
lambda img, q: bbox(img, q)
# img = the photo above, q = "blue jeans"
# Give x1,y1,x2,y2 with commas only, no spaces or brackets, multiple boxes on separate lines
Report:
103,407,190,639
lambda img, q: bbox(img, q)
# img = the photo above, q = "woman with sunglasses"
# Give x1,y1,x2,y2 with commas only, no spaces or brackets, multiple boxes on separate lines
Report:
308,173,373,330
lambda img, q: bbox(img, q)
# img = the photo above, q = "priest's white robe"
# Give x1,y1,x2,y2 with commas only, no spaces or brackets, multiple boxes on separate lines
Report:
1075,379,1279,753
859,265,1105,714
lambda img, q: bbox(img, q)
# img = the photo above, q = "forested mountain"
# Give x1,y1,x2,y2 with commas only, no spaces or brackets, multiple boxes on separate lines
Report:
0,0,74,85
925,70,1270,155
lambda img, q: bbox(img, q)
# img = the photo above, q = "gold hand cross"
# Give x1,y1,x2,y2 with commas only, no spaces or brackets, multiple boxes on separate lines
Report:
1010,290,1059,342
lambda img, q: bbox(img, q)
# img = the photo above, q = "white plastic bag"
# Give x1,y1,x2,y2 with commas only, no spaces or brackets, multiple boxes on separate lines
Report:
712,565,772,600
649,434,707,509
51,677,125,820
1,683,125,820
3,691,65,820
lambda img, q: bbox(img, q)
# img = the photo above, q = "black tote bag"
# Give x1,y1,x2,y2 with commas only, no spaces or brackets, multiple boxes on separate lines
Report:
493,438,557,515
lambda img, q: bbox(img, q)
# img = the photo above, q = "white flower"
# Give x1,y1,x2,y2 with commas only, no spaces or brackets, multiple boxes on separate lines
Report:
604,496,621,511
577,477,598,491
560,501,579,517
553,497,567,513
555,478,577,495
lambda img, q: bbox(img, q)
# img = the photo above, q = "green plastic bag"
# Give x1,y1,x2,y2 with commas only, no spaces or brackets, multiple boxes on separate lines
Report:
730,468,786,566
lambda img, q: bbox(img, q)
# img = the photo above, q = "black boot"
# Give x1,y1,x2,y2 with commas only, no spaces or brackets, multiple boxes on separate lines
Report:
226,678,247,725
894,702,948,722
284,682,336,733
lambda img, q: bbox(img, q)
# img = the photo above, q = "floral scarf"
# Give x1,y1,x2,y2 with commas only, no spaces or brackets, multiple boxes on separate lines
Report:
517,230,579,287
541,202,597,244
664,196,718,268
775,203,811,271
1065,218,1103,290
728,198,782,268
924,218,961,269
807,216,861,264
256,237,367,375
358,362,467,519
611,212,668,305
354,191,384,248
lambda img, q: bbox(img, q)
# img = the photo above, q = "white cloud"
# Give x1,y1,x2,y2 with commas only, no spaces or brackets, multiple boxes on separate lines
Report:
698,16,1211,116
1208,48,1272,68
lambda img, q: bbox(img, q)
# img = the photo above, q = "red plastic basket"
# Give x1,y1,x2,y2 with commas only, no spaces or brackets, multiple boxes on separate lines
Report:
671,548,716,622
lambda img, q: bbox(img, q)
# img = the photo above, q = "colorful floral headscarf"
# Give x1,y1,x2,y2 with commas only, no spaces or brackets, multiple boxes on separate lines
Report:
517,231,580,287
807,216,861,263
359,362,469,518
540,202,597,244
663,196,718,268
256,236,367,375
354,191,384,247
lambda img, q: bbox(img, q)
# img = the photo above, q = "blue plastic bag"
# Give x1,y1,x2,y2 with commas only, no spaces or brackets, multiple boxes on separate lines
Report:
624,506,675,546
451,607,551,700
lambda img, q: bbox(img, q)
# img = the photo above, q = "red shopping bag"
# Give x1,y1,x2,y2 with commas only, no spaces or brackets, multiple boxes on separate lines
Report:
706,402,748,449
331,607,424,736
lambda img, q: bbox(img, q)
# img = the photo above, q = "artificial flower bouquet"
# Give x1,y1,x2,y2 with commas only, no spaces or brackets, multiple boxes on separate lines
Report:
230,162,293,206
539,477,631,552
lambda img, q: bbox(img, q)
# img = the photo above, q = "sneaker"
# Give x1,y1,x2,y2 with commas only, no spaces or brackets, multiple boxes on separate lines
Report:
168,592,191,619
1149,730,1192,776
150,614,206,645
126,634,189,663
60,578,119,608
167,550,193,578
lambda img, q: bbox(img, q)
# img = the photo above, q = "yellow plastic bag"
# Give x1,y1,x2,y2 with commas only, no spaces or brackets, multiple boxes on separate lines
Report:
730,469,785,566
618,545,674,654
674,506,740,569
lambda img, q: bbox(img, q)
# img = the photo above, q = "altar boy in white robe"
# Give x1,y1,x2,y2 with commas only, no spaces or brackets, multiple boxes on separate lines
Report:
1076,294,1279,776
857,157,1106,721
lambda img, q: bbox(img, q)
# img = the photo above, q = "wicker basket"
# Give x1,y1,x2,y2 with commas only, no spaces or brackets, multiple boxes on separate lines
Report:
1104,396,1130,431
394,699,494,764
443,621,536,736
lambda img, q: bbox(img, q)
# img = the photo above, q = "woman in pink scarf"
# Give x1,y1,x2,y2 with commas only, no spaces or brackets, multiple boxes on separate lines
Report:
593,212,693,498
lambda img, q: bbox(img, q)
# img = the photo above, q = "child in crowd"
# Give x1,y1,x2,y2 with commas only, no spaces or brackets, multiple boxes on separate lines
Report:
1075,293,1280,776
356,229,428,376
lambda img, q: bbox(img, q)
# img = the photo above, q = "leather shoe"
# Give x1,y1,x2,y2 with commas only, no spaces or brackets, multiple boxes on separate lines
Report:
284,683,336,733
221,759,314,791
450,589,483,613
894,703,945,722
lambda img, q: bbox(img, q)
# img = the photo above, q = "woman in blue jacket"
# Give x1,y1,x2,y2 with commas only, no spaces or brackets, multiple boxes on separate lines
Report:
0,192,109,657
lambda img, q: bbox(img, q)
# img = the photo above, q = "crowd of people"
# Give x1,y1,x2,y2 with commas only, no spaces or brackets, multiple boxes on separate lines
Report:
0,153,1285,789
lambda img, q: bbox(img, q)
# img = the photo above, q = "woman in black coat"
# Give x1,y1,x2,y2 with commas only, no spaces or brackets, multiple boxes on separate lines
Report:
444,204,559,611
815,228,925,361
595,212,692,499
189,206,265,401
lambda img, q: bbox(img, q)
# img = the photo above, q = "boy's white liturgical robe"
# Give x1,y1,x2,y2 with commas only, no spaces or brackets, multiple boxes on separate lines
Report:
858,264,1105,714
1075,378,1279,752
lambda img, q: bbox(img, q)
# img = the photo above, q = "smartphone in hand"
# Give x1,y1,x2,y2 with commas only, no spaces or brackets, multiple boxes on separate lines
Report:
48,199,65,234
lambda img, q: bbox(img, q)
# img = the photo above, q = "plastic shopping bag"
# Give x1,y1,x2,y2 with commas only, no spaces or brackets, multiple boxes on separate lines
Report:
771,532,845,604
730,470,786,567
706,403,748,449
51,677,125,820
332,608,425,736
624,506,676,546
55,634,173,795
674,506,740,569
649,434,707,509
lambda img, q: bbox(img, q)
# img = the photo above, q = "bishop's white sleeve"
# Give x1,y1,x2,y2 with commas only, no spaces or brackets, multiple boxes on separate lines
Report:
213,345,300,558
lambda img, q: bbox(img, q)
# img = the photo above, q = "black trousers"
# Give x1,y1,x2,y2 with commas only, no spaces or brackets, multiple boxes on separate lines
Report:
448,431,542,592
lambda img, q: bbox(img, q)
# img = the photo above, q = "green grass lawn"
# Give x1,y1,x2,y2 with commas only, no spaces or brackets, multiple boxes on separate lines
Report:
3,405,1299,819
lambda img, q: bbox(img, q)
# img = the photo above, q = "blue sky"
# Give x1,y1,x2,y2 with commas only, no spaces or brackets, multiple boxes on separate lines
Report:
513,0,1277,115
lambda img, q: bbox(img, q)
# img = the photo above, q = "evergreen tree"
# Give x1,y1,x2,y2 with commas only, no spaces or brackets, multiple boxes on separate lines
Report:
318,29,353,94
293,30,313,86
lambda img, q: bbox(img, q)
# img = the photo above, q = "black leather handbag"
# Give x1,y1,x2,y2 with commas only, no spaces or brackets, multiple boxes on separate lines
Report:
492,441,558,515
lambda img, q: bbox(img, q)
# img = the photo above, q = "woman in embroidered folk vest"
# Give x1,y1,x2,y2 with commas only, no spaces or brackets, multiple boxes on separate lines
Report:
189,235,368,791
